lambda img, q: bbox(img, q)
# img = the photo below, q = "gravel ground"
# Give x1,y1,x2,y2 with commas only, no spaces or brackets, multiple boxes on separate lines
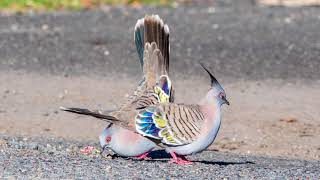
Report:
0,135,319,179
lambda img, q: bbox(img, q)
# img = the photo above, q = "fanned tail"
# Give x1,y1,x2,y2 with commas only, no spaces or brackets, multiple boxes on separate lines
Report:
134,14,170,81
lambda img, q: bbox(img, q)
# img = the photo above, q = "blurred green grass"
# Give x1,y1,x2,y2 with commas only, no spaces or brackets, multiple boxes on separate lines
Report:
0,0,174,12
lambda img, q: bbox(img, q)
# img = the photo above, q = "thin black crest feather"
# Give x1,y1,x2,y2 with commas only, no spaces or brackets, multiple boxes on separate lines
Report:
199,63,220,87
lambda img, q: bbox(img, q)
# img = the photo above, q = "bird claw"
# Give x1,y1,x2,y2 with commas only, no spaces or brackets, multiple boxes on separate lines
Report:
168,152,193,165
135,152,150,160
169,158,193,165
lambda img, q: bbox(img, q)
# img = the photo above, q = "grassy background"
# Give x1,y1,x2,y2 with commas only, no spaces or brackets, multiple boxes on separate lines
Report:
0,0,174,12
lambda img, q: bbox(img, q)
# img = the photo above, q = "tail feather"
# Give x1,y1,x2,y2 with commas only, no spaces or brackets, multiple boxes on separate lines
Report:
60,106,137,132
134,18,145,68
59,106,119,122
134,14,170,75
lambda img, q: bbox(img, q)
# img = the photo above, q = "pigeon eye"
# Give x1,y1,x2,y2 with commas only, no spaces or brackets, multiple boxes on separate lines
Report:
105,136,111,143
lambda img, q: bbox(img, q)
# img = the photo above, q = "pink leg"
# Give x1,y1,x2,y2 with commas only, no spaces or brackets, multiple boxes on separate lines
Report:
169,152,193,165
135,152,150,160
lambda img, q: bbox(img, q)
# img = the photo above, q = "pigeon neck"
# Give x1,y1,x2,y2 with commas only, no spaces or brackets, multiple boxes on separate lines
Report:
199,89,221,120
199,89,219,106
197,91,222,150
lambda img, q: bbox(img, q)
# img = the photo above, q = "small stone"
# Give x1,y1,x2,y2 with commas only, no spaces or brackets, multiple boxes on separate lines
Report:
104,50,110,56
30,143,39,150
42,24,49,30
284,17,292,24
212,24,219,29
58,94,64,99
11,24,18,31
207,7,215,14
19,169,27,173
0,139,7,147
105,166,112,172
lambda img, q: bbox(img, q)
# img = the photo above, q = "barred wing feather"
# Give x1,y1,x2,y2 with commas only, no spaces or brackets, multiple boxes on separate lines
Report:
135,104,204,146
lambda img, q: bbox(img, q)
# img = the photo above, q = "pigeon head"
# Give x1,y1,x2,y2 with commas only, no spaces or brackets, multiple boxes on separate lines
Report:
200,63,229,106
99,125,113,150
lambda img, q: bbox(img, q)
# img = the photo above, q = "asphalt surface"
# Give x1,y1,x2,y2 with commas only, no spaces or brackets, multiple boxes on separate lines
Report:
1,1,320,179
0,2,320,81
0,135,319,179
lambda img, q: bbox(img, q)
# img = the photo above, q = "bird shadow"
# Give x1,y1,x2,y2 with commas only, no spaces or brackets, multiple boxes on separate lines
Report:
129,150,255,166
192,160,255,165
147,150,172,159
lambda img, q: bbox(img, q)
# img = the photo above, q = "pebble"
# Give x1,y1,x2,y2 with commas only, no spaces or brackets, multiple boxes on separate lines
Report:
104,50,110,56
29,143,39,150
42,24,49,31
58,94,64,99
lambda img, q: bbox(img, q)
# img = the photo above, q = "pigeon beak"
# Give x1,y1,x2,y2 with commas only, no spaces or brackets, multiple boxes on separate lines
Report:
225,99,230,106
100,144,108,154
222,97,230,106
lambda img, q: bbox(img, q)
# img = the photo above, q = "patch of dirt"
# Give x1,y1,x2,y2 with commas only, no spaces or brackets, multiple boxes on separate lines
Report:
1,71,319,160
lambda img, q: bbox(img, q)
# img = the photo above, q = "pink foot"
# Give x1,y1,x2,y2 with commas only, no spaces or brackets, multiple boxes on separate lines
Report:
135,152,150,160
169,152,193,165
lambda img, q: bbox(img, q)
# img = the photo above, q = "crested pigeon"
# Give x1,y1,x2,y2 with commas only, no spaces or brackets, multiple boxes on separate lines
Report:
61,15,173,158
61,64,229,165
